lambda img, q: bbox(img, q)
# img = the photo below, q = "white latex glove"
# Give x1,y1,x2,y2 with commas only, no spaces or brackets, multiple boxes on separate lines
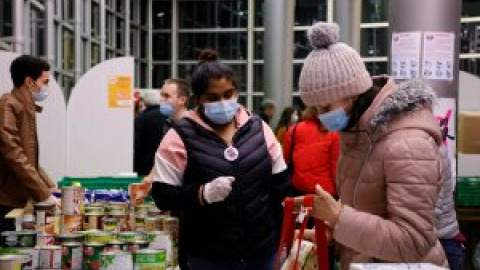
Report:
203,176,235,204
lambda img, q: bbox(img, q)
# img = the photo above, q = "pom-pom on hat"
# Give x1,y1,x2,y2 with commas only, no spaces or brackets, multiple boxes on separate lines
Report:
299,22,373,107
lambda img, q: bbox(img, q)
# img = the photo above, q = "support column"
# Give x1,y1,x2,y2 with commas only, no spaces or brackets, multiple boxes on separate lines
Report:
263,0,295,121
12,0,24,53
171,0,178,78
125,0,131,55
334,0,361,50
45,0,55,64
74,0,82,81
100,0,106,61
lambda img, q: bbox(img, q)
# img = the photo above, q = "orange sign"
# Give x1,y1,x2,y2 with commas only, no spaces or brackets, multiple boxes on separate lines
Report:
108,75,132,108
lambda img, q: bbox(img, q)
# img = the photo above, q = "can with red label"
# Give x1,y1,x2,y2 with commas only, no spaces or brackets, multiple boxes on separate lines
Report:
36,245,62,269
128,183,149,206
83,242,105,270
61,242,83,270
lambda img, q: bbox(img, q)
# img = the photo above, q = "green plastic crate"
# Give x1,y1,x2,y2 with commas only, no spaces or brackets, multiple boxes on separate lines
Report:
456,177,480,206
57,176,142,190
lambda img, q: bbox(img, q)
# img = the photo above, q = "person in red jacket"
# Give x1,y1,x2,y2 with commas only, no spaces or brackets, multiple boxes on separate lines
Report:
283,106,339,196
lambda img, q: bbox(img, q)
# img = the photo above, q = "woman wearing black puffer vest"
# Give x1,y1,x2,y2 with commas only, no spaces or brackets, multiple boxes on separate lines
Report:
151,49,291,270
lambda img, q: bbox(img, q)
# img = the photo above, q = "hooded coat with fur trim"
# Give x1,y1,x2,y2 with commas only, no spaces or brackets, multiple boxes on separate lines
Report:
332,77,448,269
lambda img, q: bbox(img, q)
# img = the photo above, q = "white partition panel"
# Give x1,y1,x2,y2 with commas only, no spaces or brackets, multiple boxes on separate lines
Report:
0,52,67,182
67,57,134,176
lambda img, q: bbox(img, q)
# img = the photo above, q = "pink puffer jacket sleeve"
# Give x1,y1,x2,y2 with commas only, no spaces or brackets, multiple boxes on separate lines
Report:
333,135,441,262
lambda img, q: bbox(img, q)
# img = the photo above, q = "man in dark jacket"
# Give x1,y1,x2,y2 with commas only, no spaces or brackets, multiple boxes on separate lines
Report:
0,55,57,233
134,89,168,176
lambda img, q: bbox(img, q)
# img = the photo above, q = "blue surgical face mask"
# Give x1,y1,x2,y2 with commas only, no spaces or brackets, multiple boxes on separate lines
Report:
159,102,175,117
318,107,349,131
33,87,49,102
204,98,239,125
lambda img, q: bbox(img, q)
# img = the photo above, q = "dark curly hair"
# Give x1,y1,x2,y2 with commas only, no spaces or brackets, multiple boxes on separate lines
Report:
190,48,237,97
10,55,50,88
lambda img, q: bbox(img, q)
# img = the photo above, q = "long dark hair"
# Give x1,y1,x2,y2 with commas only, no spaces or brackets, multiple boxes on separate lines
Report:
344,79,384,131
190,49,237,98
275,107,295,134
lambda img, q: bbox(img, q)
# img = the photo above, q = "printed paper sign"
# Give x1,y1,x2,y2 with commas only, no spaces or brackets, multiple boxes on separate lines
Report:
422,32,455,81
391,32,422,80
108,75,133,108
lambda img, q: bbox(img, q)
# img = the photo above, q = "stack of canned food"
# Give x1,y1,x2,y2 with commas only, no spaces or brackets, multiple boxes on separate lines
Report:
0,183,179,270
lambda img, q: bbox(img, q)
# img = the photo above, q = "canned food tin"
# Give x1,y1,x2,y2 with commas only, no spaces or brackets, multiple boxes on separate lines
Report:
89,202,107,208
100,251,133,270
102,218,119,232
61,186,85,215
37,233,56,246
84,213,104,231
147,231,173,267
35,245,62,269
0,254,24,270
129,183,149,206
134,204,151,217
61,214,83,233
133,249,166,270
116,232,145,243
105,202,128,212
86,231,113,244
104,240,127,252
135,216,145,232
34,202,55,233
54,209,61,234
85,206,105,215
108,211,129,232
1,231,37,248
61,242,83,270
146,207,165,217
54,233,85,246
18,248,36,270
83,242,105,270
144,217,163,232
126,240,149,252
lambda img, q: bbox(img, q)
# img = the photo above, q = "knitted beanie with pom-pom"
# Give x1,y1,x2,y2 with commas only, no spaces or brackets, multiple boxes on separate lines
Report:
299,22,373,107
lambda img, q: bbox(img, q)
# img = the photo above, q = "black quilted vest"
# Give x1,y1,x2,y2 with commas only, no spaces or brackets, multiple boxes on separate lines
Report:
173,116,278,260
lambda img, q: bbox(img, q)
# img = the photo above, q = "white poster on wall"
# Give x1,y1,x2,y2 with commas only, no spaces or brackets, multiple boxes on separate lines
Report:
391,32,422,80
422,32,455,81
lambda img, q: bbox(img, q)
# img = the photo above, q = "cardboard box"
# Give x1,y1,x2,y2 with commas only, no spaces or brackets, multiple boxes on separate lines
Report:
458,111,480,154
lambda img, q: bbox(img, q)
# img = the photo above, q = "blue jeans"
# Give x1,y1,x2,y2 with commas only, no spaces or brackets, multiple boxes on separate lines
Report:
187,252,276,270
440,239,466,270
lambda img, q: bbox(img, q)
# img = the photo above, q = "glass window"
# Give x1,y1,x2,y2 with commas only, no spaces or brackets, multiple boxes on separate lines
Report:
153,33,171,61
293,96,305,110
140,1,148,25
116,19,125,51
91,2,101,38
152,1,172,29
30,8,45,56
141,30,148,58
179,32,247,60
130,0,138,23
62,76,75,101
179,0,248,29
140,62,148,88
293,63,303,90
106,13,115,46
152,65,171,88
178,64,195,81
63,0,75,20
365,62,388,76
462,0,480,17
295,0,327,26
253,64,264,92
0,0,13,37
360,28,389,57
460,22,480,54
238,95,247,108
63,30,75,71
460,58,480,76
255,0,264,27
178,0,248,29
361,0,389,23
130,29,139,57
294,30,312,59
253,96,265,114
116,0,125,13
91,43,100,67
254,31,263,59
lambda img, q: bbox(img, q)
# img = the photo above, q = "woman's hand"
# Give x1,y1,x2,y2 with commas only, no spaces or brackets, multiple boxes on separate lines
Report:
312,184,342,224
